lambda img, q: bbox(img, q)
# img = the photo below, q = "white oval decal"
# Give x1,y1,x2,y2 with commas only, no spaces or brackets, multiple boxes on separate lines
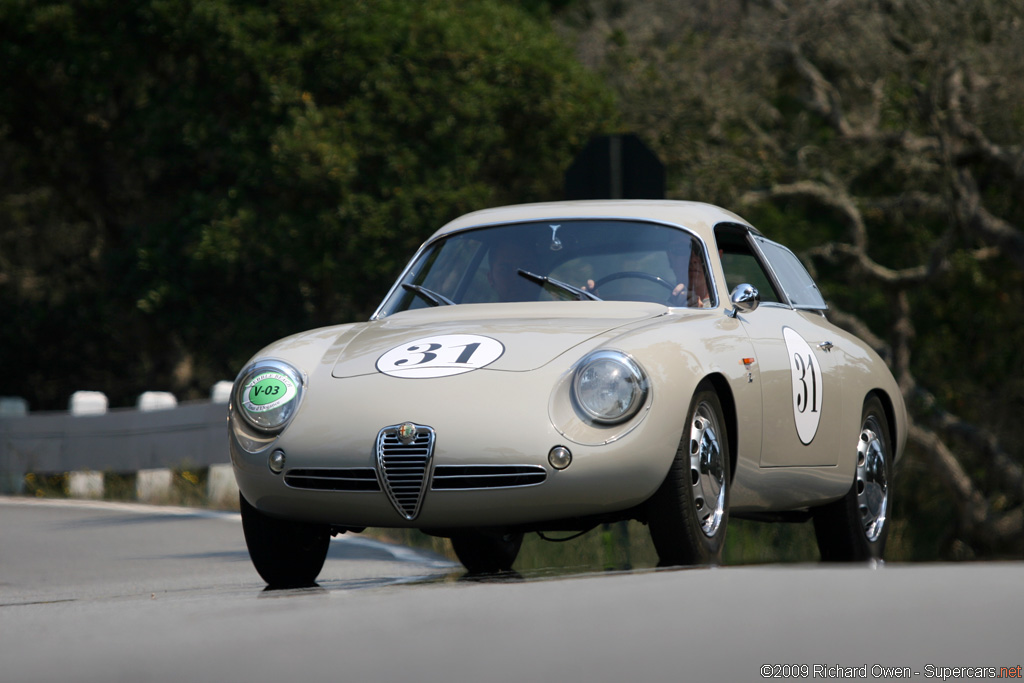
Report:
376,335,504,379
783,327,823,445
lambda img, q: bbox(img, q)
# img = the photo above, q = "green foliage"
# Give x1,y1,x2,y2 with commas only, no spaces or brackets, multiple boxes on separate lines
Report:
0,0,617,408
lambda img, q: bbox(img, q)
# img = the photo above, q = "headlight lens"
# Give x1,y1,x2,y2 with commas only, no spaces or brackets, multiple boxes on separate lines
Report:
572,351,649,424
234,360,304,433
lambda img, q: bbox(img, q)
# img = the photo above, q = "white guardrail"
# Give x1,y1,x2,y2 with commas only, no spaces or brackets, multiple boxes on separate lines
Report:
0,382,236,505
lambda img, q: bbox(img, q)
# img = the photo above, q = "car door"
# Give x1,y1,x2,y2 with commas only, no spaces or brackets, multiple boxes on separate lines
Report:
716,226,842,467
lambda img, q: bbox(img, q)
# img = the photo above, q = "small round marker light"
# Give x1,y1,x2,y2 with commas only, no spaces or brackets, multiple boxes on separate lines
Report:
548,445,572,470
268,449,286,474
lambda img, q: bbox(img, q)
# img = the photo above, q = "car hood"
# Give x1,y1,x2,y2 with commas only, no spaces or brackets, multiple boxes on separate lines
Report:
329,301,667,378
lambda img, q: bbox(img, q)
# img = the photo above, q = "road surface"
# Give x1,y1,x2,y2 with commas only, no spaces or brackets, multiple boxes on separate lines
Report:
2,497,1022,682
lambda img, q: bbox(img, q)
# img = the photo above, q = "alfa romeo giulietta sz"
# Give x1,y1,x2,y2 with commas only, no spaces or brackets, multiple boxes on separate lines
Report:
229,200,906,586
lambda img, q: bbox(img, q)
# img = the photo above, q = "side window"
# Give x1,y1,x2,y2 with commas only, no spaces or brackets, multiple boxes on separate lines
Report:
754,237,827,309
719,251,781,304
714,225,782,304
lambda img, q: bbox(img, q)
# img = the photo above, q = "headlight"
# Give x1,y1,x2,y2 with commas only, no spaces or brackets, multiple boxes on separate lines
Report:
234,360,304,433
572,350,649,425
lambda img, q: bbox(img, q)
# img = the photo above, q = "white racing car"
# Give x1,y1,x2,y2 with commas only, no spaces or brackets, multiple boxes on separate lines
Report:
229,200,907,585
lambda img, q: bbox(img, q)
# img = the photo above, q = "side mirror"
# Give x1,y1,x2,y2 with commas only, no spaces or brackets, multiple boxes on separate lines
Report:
729,283,760,316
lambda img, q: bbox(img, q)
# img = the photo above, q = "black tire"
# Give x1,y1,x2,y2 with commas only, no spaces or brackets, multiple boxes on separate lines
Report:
240,492,330,588
449,530,523,574
813,396,893,562
647,384,730,566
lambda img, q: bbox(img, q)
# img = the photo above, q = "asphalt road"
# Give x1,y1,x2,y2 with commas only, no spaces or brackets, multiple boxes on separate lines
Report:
2,497,1022,683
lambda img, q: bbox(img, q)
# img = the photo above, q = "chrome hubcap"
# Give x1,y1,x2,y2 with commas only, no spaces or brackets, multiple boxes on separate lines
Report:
690,403,725,537
857,416,888,542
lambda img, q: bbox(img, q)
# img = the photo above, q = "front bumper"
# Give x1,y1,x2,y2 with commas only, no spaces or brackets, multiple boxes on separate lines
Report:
230,370,680,529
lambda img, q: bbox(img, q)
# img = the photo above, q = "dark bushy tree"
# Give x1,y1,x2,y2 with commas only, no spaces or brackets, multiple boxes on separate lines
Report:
0,0,617,408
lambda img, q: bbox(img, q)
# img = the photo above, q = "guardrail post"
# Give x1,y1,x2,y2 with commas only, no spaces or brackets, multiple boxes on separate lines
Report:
136,468,174,503
1,397,29,494
69,391,108,416
68,471,104,498
211,381,232,404
207,464,237,508
137,392,178,412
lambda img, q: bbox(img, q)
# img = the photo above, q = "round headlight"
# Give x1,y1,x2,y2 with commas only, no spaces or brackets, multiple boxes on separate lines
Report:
572,351,648,425
234,360,304,433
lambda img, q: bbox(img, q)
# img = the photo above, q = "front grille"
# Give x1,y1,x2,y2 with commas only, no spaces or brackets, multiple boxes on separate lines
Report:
432,465,547,490
376,423,435,520
284,468,381,492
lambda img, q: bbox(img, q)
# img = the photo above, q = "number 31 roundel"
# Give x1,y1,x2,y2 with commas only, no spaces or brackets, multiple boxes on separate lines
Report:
782,327,823,445
377,334,505,379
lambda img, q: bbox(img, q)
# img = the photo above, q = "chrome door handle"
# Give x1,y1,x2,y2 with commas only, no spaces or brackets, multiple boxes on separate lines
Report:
818,341,834,352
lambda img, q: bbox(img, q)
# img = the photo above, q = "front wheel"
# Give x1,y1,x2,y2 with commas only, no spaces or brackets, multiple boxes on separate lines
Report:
240,492,330,588
647,384,730,566
449,530,523,574
813,396,893,562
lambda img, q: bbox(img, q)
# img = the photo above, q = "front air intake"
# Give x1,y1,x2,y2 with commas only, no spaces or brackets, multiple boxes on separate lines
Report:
376,423,435,520
431,465,546,490
284,468,381,492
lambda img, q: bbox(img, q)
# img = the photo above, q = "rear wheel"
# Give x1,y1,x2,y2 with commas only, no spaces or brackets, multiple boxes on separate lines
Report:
813,396,892,562
449,530,523,574
647,384,730,566
240,492,330,588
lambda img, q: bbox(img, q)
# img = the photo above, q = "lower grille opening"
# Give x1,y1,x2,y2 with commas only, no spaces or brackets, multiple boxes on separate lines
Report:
432,465,546,490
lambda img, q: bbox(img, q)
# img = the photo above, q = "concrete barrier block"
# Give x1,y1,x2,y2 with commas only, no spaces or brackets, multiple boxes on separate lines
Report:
68,471,104,499
211,381,233,404
1,471,26,495
137,391,178,412
70,391,108,416
136,468,173,503
0,396,28,417
206,464,237,507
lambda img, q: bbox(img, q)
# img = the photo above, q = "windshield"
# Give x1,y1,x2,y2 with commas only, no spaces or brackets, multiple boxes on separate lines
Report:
376,219,715,316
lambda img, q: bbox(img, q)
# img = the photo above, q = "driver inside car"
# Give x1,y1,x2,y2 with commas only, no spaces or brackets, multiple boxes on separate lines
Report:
580,234,714,308
667,236,713,308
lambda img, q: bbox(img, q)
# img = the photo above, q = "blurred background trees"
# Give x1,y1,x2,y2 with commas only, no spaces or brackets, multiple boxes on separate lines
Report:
562,0,1024,559
2,0,1021,560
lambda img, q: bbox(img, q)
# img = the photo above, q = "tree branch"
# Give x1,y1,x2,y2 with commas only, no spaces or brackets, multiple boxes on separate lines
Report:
953,169,1024,270
741,182,954,286
945,65,1024,186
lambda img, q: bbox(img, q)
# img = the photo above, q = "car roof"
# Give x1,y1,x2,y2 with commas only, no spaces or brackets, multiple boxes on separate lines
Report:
430,200,754,245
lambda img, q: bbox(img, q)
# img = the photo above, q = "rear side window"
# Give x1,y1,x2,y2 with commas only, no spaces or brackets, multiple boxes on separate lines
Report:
753,237,827,310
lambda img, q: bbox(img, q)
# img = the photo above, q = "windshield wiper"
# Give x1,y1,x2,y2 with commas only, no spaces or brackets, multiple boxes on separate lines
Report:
517,269,602,302
402,283,455,307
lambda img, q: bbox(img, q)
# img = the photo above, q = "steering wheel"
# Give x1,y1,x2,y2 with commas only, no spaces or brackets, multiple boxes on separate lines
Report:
594,271,675,291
